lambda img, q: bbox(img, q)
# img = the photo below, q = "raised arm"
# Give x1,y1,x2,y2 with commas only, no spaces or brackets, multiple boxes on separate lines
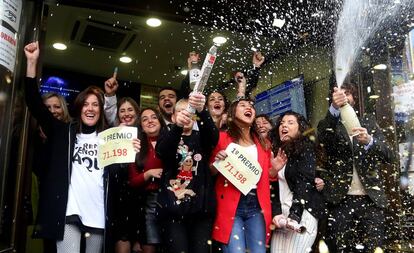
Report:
104,74,119,126
24,42,60,137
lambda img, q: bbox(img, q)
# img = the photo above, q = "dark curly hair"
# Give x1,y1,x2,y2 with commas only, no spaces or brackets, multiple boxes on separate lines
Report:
270,111,314,157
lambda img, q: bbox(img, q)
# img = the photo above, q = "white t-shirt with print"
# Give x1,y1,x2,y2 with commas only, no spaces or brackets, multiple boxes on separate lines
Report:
66,132,105,229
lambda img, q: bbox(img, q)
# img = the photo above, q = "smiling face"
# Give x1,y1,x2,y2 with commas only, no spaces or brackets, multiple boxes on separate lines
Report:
207,92,225,117
81,94,100,126
140,109,161,137
278,114,300,142
44,96,64,121
255,116,272,139
234,100,255,126
118,101,138,126
158,89,177,119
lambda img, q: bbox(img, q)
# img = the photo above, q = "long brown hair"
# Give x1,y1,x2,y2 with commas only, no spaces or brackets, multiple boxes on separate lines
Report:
135,107,166,168
73,86,106,133
117,97,140,126
226,98,268,150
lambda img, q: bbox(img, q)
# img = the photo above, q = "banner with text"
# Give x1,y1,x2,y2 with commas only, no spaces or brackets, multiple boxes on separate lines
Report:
213,143,262,195
98,126,137,168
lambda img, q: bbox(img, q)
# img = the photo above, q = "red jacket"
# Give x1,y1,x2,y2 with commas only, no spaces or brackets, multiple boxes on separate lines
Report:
209,131,272,244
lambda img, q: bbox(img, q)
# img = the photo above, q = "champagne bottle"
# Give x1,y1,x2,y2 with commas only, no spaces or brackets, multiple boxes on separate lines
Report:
340,103,361,135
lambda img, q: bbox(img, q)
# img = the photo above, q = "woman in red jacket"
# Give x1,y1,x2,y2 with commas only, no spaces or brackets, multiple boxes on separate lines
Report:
210,98,276,253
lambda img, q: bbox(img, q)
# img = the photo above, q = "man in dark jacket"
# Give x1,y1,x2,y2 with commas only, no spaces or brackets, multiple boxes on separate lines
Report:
317,82,395,252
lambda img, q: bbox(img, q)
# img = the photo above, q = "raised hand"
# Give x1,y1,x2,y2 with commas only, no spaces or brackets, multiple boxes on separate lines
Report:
24,41,40,77
253,51,265,68
332,87,348,109
188,92,206,113
24,41,40,62
270,148,288,176
176,109,192,128
315,177,325,191
104,72,119,97
187,51,200,69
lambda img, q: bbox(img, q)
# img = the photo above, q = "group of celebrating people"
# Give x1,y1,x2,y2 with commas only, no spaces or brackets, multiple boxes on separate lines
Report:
24,41,394,253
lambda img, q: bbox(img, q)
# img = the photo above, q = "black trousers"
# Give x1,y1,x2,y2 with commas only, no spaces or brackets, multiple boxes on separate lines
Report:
160,214,213,253
326,195,384,253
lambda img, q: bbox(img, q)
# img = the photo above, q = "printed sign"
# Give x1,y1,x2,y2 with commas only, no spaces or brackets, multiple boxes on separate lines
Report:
98,126,137,168
2,0,22,31
0,0,21,72
0,26,16,72
213,143,262,195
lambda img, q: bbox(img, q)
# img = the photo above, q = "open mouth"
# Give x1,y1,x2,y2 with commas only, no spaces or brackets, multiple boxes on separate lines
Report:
213,104,222,110
280,129,290,140
164,101,172,108
123,116,134,122
244,110,253,118
85,113,96,120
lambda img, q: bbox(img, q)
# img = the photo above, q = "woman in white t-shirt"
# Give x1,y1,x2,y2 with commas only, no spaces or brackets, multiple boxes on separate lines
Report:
24,41,139,253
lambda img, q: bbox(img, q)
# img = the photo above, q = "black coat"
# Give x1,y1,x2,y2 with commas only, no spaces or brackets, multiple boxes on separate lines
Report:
25,77,77,240
317,110,395,208
272,141,326,223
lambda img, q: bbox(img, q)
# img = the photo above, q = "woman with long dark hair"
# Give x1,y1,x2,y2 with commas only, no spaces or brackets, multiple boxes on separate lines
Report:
128,108,166,253
269,111,325,253
210,98,275,253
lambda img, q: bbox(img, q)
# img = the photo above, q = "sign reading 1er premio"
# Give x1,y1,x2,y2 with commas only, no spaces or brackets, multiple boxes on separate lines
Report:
213,143,262,195
98,126,137,168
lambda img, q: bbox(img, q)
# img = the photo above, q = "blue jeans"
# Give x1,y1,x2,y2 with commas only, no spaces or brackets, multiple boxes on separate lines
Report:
222,190,266,253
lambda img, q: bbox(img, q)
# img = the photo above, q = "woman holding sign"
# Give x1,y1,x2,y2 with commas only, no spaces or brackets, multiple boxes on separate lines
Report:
269,112,325,253
210,98,274,253
106,97,143,253
24,42,139,253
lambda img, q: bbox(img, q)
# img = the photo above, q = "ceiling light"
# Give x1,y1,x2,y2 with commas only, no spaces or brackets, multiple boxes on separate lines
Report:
369,95,380,99
119,56,132,63
373,64,387,70
146,18,162,27
141,95,153,99
213,36,227,45
53,42,67,50
272,18,286,28
180,69,188,75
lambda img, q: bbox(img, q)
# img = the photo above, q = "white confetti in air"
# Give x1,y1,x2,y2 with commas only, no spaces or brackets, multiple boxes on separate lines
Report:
355,244,365,250
272,18,286,28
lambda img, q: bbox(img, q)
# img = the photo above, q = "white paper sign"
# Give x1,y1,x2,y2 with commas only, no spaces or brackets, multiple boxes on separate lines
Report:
98,126,137,168
2,0,22,31
213,143,262,195
0,26,16,72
